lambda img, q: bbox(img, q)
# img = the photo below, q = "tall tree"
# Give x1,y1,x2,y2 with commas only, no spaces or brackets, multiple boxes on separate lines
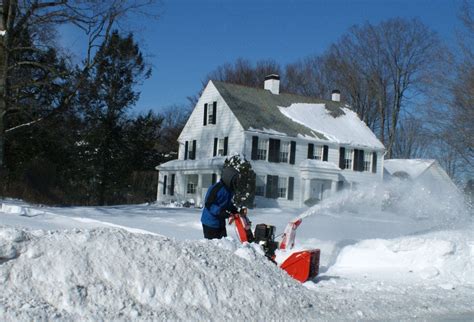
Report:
80,30,151,205
0,0,158,170
325,19,444,158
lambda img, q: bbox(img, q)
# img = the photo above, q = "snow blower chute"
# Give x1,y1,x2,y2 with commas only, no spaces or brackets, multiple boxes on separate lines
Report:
229,211,320,283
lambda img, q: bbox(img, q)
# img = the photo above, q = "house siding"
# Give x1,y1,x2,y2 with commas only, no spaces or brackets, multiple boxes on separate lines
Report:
157,80,385,208
178,82,245,160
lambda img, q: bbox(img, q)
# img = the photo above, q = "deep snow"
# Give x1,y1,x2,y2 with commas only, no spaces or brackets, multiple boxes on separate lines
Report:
1,181,473,321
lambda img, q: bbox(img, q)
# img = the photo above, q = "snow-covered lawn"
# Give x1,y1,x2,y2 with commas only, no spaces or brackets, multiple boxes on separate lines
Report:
1,184,473,321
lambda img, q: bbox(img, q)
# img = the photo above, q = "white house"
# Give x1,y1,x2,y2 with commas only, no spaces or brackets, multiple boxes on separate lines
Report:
156,75,385,208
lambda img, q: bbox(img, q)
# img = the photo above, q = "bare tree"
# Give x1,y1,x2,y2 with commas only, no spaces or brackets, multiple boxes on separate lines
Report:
0,0,158,169
323,19,444,158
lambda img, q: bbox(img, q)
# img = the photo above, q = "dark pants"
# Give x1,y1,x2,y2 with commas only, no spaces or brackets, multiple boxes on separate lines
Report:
202,224,227,239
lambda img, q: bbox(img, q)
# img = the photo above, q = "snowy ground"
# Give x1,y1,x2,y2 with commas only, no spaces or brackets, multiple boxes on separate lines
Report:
1,182,473,321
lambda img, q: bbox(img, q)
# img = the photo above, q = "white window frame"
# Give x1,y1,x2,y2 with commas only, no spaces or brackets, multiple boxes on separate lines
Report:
207,102,214,124
255,175,266,196
363,151,372,172
257,138,268,161
186,175,198,194
344,149,353,170
217,138,225,156
278,177,288,199
313,145,323,160
279,141,290,163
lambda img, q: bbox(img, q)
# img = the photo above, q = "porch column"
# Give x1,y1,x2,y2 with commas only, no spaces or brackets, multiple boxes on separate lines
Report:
197,174,203,206
331,180,338,193
304,178,311,201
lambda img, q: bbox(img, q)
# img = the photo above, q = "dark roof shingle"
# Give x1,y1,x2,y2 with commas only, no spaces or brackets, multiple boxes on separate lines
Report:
213,80,346,140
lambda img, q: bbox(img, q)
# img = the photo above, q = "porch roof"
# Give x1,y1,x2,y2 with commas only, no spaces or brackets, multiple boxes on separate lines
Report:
156,157,226,171
299,159,341,171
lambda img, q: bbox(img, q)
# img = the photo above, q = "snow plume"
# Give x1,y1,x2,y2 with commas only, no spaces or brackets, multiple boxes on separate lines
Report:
0,227,330,321
298,179,470,229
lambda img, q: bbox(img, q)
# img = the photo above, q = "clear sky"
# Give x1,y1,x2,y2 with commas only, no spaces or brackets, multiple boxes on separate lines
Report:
70,0,465,114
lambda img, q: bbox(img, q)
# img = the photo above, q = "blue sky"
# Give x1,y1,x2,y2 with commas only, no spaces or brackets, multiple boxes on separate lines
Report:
64,0,464,114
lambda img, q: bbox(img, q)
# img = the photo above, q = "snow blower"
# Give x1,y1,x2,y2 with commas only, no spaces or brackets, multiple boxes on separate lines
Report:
229,210,320,283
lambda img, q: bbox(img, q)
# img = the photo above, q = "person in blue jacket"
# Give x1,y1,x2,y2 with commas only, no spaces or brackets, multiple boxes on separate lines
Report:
201,167,240,239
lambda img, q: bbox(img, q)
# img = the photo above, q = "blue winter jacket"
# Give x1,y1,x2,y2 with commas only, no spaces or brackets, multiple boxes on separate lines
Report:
201,181,236,228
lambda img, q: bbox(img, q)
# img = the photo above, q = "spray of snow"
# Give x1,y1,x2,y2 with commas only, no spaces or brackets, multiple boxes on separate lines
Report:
297,179,470,229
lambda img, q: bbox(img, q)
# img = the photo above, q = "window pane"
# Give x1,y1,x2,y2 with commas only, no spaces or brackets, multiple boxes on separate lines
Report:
364,151,371,172
279,142,289,163
344,149,352,169
314,145,322,160
257,139,268,160
218,138,225,156
207,103,214,124
278,177,287,198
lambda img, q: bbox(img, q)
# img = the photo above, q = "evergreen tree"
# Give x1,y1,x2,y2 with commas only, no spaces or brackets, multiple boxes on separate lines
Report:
79,30,151,205
223,154,256,208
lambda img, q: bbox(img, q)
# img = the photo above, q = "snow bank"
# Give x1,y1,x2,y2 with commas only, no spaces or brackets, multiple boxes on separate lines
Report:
0,227,327,321
328,229,474,284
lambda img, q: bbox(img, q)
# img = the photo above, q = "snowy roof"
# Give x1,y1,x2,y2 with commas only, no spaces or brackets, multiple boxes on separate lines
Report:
157,157,226,171
212,81,341,140
279,104,385,149
384,159,436,179
212,80,384,150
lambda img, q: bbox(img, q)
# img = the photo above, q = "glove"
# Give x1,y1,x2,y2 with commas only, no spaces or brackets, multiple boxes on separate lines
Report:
218,208,231,219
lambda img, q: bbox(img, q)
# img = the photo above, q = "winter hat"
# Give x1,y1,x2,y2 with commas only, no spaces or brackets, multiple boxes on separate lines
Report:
221,167,240,191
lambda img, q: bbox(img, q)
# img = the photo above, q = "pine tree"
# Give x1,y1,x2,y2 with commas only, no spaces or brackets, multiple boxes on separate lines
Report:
223,154,256,208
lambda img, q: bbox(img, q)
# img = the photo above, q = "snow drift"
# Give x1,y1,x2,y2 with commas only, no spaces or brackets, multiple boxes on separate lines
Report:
0,227,328,321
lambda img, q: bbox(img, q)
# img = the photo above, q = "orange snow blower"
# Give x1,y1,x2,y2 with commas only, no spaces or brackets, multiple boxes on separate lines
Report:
229,211,320,283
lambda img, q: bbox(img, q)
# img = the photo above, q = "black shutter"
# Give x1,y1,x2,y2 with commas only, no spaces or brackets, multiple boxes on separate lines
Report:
184,141,188,160
170,174,175,196
213,138,218,157
268,139,281,163
372,152,377,173
192,140,196,160
212,173,217,185
224,137,228,156
290,141,296,165
265,175,272,198
251,136,258,160
212,101,217,124
308,143,314,159
339,147,345,169
272,176,279,198
163,175,167,195
353,149,359,171
203,103,208,126
358,150,364,171
288,177,294,200
266,175,279,199
323,145,329,161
